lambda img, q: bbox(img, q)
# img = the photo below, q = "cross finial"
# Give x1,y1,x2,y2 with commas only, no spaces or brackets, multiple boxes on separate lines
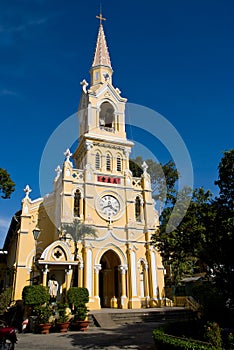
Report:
64,148,72,162
24,184,32,199
96,12,106,25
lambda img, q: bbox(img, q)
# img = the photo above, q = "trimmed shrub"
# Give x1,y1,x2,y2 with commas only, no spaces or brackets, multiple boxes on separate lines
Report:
153,328,217,350
22,285,50,306
67,287,89,321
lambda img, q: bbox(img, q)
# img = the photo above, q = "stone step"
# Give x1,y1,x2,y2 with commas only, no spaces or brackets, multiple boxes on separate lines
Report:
112,309,192,325
90,308,194,328
91,313,117,328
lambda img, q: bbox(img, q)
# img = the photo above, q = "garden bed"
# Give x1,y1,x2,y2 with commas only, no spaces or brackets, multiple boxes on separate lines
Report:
153,327,216,350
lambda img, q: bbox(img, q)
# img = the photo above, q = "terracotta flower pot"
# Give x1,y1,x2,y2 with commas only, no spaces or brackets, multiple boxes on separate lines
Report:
39,323,52,334
77,320,89,332
57,321,70,333
70,319,89,331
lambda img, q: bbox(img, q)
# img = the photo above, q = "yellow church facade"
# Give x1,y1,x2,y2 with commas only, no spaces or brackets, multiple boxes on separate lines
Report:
3,20,165,310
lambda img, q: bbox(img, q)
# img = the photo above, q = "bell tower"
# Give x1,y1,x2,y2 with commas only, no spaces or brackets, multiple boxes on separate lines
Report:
73,13,134,173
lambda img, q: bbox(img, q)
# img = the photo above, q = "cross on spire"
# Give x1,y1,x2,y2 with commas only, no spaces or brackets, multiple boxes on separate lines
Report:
96,12,106,25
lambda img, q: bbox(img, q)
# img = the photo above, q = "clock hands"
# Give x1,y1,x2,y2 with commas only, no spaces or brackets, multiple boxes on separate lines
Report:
99,196,120,218
102,204,117,213
109,205,117,213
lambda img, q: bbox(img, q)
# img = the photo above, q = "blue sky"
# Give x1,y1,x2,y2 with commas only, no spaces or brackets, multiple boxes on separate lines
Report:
0,0,233,247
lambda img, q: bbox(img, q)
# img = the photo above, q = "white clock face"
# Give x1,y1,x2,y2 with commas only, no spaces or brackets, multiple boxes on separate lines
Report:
99,195,120,217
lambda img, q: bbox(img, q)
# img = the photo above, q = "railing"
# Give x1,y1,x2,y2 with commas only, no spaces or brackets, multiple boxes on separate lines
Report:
174,296,187,307
100,126,115,133
185,296,200,311
174,296,200,311
72,169,84,181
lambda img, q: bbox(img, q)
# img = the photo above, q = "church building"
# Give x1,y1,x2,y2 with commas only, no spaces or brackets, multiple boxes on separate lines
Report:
2,17,165,309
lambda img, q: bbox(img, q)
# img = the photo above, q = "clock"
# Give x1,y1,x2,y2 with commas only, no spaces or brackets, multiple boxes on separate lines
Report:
99,195,120,217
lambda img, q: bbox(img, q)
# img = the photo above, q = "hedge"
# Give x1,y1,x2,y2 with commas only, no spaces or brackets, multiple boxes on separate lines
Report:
153,328,217,350
22,285,50,306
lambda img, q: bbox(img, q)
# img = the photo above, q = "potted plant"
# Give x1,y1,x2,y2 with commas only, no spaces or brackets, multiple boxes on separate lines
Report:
56,303,70,333
22,285,50,333
67,287,89,331
22,285,50,306
34,304,53,334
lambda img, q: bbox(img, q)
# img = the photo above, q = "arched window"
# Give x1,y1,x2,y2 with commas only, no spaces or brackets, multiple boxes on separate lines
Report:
106,154,111,171
117,156,122,172
74,190,81,217
139,261,145,298
95,152,101,170
99,102,115,131
135,196,141,222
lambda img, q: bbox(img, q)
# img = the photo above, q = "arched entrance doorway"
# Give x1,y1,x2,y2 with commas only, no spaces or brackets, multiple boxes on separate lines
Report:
99,250,121,308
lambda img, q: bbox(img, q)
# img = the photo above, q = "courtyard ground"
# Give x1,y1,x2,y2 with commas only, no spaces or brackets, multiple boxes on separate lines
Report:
16,321,159,350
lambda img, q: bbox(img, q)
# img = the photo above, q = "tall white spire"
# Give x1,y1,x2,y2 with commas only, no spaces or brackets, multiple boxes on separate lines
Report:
90,13,113,86
92,23,112,69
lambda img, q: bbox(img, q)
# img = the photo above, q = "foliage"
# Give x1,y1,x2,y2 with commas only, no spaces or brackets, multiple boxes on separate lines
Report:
0,168,15,199
151,148,234,331
67,287,89,321
161,320,206,342
210,149,234,300
130,156,179,208
22,285,50,306
204,322,222,350
152,187,212,286
225,330,234,350
34,304,53,324
151,149,234,295
61,219,97,258
192,283,229,324
153,327,217,350
215,149,234,210
56,302,70,322
0,288,12,315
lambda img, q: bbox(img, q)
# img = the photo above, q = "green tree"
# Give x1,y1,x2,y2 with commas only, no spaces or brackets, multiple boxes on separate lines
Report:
151,187,213,286
61,219,97,259
215,149,234,210
208,149,234,299
130,157,178,208
152,149,234,297
0,168,15,199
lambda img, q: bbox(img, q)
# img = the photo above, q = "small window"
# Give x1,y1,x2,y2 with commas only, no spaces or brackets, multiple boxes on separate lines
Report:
95,152,101,170
106,154,111,171
135,196,141,222
117,156,122,172
95,72,99,80
74,190,81,217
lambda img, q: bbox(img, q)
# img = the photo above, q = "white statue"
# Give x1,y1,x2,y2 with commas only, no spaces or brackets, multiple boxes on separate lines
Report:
48,275,59,300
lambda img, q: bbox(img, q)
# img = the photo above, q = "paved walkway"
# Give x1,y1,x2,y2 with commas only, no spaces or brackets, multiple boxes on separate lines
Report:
16,308,186,349
16,322,159,350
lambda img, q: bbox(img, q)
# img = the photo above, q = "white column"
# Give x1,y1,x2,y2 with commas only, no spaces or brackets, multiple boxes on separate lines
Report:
118,265,128,309
94,264,102,297
86,249,93,296
151,251,158,296
131,251,137,296
65,265,73,291
78,262,84,287
42,264,49,286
